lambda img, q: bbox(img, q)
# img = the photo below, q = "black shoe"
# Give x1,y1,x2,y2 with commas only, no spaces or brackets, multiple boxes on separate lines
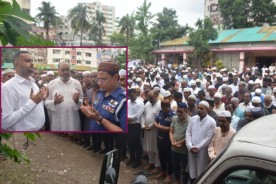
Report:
99,149,108,154
126,159,134,166
131,160,141,168
83,143,90,148
87,145,95,150
93,148,101,153
121,155,128,161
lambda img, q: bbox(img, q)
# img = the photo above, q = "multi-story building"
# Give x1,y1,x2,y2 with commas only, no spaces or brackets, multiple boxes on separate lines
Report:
204,0,221,27
60,2,116,45
20,48,97,69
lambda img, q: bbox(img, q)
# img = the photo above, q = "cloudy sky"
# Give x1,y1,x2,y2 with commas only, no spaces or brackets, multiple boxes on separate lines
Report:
30,0,205,27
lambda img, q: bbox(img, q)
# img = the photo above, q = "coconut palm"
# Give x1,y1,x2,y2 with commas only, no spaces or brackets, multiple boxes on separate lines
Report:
36,1,58,40
118,14,135,45
89,10,106,45
68,3,91,46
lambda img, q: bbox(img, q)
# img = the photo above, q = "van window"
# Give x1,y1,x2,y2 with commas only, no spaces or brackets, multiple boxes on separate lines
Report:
215,168,276,184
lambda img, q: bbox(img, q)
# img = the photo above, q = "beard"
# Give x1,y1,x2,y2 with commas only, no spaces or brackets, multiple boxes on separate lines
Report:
59,76,70,82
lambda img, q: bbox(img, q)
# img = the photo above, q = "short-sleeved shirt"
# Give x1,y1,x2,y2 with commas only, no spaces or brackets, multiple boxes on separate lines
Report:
155,110,175,140
89,86,126,132
170,116,189,154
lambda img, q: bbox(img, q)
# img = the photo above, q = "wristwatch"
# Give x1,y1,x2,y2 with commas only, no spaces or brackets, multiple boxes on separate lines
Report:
97,116,104,125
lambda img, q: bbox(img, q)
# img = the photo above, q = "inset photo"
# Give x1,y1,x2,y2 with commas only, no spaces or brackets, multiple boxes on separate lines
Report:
1,47,127,132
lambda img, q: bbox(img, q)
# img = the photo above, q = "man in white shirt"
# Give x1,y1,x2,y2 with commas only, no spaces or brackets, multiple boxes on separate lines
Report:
45,61,83,131
2,51,48,131
127,88,145,168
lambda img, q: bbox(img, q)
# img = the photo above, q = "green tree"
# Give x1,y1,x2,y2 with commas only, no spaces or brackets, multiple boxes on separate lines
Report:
69,3,91,46
36,1,59,40
118,14,135,45
109,32,127,46
219,0,276,29
188,18,218,68
0,0,55,46
135,0,154,36
150,8,192,42
89,10,107,45
115,51,127,69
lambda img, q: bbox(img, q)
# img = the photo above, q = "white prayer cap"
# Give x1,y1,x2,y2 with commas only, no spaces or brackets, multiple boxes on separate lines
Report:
255,88,262,94
245,106,253,112
183,88,191,92
252,96,261,103
2,69,14,76
155,74,160,78
195,79,202,83
218,110,232,117
153,86,160,91
221,84,228,88
232,72,237,76
214,93,222,99
188,95,197,101
187,67,191,70
190,80,196,85
246,68,251,71
208,85,216,90
273,87,276,93
199,100,209,108
248,80,254,84
144,69,148,72
119,69,126,76
143,82,150,86
222,77,228,82
136,78,142,82
82,71,91,76
132,77,136,80
216,74,222,78
46,71,54,76
127,79,132,83
163,91,171,97
41,74,47,78
231,97,239,103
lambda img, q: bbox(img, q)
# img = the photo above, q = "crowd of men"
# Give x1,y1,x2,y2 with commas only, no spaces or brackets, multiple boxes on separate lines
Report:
2,51,276,183
127,62,276,183
1,51,126,132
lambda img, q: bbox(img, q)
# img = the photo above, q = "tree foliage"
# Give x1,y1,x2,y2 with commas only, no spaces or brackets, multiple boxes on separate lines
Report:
36,1,59,40
150,8,191,42
219,0,276,29
0,0,55,46
68,3,91,46
118,14,135,45
188,18,218,68
89,10,107,45
0,133,41,163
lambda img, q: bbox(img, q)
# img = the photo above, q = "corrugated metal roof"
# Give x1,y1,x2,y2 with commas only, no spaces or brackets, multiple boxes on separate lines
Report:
210,26,276,43
160,26,276,46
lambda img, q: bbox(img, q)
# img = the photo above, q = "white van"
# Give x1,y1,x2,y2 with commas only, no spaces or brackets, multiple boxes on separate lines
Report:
195,114,276,184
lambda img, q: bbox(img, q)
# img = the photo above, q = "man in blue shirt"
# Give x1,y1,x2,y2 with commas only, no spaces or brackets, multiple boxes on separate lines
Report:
80,62,126,132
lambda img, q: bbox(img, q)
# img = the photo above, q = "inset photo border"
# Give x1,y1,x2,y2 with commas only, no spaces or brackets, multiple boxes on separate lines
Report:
1,46,128,133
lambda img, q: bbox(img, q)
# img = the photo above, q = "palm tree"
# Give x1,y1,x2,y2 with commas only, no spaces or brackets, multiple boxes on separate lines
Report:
68,3,90,46
118,14,135,45
36,1,58,40
89,10,106,45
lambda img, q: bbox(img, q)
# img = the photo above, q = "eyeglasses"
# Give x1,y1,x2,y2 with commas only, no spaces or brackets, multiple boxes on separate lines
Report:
96,78,108,83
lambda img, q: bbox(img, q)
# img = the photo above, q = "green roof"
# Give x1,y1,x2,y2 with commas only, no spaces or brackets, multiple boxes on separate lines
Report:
160,26,276,46
209,26,276,44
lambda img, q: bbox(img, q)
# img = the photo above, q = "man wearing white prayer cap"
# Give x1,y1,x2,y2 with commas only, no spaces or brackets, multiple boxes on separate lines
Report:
208,110,236,160
2,69,15,83
187,95,198,116
119,69,126,90
213,93,225,115
183,87,192,103
186,99,216,181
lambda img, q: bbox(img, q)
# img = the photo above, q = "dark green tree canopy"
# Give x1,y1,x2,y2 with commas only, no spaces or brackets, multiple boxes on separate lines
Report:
219,0,276,29
89,10,107,45
150,7,191,42
36,1,59,40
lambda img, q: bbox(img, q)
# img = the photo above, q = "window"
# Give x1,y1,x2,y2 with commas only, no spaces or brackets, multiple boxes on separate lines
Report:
72,56,75,59
77,60,82,64
77,51,81,55
65,51,70,54
85,53,92,57
53,49,60,54
86,61,91,65
53,58,60,63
